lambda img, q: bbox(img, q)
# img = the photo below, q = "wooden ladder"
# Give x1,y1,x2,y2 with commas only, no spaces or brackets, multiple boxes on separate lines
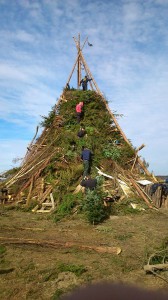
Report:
32,186,55,213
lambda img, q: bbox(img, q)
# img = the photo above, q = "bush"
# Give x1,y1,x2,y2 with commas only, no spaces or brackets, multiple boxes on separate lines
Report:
53,194,77,222
103,146,122,161
82,189,110,224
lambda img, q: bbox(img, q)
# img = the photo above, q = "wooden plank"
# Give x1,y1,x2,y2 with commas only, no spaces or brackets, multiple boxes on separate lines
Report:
36,210,52,213
39,186,52,204
42,203,52,207
50,193,55,209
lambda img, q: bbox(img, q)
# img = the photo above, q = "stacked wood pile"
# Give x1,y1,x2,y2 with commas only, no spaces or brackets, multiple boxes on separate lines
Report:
0,89,159,211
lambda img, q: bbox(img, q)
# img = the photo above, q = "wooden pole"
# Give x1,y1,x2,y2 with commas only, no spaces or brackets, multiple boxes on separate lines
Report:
73,36,96,92
129,177,153,208
77,33,81,89
65,37,88,87
131,144,145,172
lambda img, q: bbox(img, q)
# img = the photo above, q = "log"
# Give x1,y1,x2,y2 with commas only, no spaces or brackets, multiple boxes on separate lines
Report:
0,237,121,255
144,263,168,272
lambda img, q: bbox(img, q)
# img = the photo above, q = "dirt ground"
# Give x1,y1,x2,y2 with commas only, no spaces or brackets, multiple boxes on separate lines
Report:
0,206,168,300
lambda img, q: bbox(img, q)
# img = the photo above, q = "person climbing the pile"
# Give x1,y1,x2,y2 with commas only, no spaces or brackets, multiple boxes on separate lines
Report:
76,101,84,123
80,75,92,91
77,125,87,138
81,146,92,178
80,175,97,192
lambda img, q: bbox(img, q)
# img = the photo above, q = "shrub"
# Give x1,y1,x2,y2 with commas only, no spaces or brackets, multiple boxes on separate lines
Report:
81,189,110,225
53,194,77,222
103,146,122,161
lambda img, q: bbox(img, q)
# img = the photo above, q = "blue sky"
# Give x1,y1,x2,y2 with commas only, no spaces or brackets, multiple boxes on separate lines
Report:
0,0,168,175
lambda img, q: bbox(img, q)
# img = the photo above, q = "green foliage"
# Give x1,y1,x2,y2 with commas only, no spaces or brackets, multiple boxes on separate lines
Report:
53,194,77,222
45,173,57,185
43,163,56,175
85,126,95,135
40,107,55,128
10,89,147,221
81,189,110,224
113,198,143,215
103,146,122,161
65,150,76,161
119,143,135,165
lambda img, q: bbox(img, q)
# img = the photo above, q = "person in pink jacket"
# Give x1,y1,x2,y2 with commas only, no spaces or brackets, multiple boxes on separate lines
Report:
76,101,84,123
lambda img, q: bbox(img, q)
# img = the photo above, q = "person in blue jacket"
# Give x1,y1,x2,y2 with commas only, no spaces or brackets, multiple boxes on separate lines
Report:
81,146,92,178
80,75,92,91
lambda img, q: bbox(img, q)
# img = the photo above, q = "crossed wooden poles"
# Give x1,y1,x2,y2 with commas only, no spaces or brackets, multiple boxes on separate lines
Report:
58,34,152,177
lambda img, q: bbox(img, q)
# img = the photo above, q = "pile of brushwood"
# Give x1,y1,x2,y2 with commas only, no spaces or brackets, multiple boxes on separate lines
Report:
1,89,151,224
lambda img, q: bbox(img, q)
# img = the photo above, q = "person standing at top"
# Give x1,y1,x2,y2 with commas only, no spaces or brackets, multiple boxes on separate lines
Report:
76,101,84,123
80,75,92,91
81,146,92,178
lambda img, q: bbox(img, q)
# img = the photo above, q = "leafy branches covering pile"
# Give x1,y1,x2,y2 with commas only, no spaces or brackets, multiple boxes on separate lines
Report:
3,89,141,224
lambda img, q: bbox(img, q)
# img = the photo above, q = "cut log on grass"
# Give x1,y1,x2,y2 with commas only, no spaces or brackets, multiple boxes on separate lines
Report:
0,237,121,255
144,263,168,273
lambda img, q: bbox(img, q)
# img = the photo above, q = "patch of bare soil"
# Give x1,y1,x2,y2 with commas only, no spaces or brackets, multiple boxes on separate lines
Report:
0,207,168,299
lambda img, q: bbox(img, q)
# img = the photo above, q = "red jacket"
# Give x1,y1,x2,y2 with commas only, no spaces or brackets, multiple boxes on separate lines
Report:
76,102,83,113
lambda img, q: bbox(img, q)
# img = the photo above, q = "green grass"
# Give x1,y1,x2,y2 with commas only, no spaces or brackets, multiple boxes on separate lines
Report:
114,233,133,241
0,245,6,256
58,263,87,276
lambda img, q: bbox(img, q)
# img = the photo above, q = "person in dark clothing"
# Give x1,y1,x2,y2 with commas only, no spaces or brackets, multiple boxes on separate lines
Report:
81,146,92,178
77,126,86,138
66,83,70,90
76,102,84,123
81,176,97,191
70,140,76,151
80,75,92,91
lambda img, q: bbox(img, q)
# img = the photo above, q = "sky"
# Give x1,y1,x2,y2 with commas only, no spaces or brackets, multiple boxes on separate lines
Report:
0,0,168,175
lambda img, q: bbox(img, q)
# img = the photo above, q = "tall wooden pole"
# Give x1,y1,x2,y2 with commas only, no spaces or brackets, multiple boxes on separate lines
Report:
77,33,81,89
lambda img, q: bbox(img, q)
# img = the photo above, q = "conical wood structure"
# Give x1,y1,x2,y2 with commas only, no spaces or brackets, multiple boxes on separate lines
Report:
2,35,159,210
57,35,152,177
